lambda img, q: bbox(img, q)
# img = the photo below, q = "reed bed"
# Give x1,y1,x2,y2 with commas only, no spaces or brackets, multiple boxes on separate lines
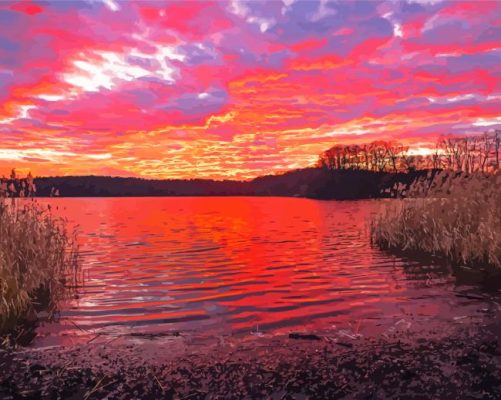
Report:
0,199,79,335
371,170,501,270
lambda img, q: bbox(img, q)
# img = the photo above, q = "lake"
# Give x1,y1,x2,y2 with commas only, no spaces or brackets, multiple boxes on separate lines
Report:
33,197,500,346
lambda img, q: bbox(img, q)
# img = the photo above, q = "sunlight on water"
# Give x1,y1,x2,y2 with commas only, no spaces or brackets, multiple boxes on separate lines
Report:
32,197,497,346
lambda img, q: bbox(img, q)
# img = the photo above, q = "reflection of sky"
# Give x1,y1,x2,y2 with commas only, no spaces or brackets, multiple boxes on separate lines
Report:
32,197,501,347
1,1,500,179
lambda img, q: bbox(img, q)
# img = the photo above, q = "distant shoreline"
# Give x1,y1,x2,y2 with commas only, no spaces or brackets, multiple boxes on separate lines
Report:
31,168,432,200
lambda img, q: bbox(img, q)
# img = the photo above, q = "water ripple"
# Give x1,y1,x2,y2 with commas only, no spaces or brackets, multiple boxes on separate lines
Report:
31,197,500,345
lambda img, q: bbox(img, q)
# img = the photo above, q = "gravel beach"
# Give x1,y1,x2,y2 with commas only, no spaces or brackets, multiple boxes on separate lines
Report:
1,320,501,400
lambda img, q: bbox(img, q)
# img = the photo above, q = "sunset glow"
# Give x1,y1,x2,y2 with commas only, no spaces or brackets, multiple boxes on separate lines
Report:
0,0,500,179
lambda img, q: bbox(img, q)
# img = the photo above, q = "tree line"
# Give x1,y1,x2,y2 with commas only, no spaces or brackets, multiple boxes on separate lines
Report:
318,130,500,173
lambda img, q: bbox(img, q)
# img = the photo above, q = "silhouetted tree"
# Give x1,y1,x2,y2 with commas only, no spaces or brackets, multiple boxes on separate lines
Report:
319,130,500,174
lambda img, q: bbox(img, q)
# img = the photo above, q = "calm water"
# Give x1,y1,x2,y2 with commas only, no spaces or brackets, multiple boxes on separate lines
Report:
33,197,500,346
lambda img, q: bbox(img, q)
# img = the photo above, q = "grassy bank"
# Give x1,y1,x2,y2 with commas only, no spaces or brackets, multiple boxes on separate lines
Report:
371,170,501,270
0,199,79,339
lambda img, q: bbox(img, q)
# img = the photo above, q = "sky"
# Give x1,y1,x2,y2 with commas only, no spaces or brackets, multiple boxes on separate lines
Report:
0,0,500,180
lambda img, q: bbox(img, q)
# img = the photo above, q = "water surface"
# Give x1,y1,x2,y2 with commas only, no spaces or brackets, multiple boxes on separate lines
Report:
33,197,500,346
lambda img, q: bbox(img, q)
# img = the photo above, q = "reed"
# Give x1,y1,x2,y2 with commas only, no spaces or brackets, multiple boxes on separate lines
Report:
0,199,79,335
371,170,501,269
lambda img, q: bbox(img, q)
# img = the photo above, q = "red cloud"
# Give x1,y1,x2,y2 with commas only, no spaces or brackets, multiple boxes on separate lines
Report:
9,1,43,16
0,0,499,179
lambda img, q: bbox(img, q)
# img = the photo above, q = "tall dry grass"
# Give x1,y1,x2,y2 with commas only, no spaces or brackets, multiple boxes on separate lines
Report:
0,199,79,335
371,170,501,269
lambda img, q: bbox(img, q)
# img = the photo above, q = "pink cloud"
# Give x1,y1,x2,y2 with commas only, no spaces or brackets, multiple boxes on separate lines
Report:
0,0,499,179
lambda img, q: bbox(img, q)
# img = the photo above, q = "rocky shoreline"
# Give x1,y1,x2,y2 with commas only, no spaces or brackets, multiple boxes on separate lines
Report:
2,322,501,400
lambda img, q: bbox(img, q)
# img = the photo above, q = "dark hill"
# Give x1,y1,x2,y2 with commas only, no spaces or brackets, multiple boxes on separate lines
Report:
33,168,431,200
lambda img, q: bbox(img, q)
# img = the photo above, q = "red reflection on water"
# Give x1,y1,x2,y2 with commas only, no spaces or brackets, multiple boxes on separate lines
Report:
30,197,484,346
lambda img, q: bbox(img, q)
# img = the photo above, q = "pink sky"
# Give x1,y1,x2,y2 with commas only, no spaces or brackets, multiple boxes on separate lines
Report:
0,0,500,179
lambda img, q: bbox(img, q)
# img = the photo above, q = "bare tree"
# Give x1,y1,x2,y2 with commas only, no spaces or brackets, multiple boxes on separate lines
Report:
318,130,500,174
